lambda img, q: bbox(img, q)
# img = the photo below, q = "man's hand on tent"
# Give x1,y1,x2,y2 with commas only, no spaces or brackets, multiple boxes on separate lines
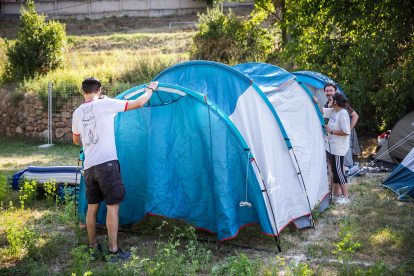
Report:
126,82,159,111
146,82,159,92
313,96,323,115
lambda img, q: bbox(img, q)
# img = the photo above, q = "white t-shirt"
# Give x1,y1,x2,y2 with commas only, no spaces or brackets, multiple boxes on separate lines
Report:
323,108,350,156
72,98,128,170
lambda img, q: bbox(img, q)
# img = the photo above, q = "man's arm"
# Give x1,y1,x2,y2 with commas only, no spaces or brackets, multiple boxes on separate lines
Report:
73,134,82,146
350,111,359,130
126,82,159,111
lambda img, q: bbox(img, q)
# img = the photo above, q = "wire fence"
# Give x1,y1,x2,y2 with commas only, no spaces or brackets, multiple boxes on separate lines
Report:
0,82,141,144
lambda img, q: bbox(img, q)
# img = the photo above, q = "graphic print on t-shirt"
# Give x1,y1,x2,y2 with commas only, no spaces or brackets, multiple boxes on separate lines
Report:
82,105,99,146
328,112,338,143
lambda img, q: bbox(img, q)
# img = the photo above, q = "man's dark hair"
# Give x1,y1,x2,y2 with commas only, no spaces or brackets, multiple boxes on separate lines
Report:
324,82,337,92
332,93,347,108
82,77,101,94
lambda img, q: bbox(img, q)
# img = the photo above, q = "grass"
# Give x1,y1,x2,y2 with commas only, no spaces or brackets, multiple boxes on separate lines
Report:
66,32,195,52
0,139,413,275
0,32,192,90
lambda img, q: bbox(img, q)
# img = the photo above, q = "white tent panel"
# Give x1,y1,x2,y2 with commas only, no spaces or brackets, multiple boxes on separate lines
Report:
229,85,311,233
265,81,329,209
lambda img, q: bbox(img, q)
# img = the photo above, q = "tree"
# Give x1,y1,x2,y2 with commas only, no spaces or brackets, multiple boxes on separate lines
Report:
283,0,414,135
225,0,290,45
192,6,274,63
3,0,66,82
248,0,288,44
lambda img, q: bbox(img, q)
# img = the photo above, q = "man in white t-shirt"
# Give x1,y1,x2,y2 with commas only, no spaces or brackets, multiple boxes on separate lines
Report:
72,77,158,262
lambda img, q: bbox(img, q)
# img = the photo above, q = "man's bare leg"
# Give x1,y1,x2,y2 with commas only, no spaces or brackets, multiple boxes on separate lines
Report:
86,203,100,248
106,204,120,252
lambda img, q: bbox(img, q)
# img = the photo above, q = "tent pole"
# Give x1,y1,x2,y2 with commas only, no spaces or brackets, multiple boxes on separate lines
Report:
251,158,281,252
274,236,281,252
290,149,315,228
74,152,81,220
328,139,334,203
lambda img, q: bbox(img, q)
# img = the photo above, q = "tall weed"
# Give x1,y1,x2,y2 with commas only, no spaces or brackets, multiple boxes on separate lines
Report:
332,218,363,275
0,173,11,203
19,179,37,209
123,220,212,275
69,245,94,275
43,180,58,207
57,189,77,225
285,261,314,276
211,253,262,276
183,223,212,272
4,221,42,258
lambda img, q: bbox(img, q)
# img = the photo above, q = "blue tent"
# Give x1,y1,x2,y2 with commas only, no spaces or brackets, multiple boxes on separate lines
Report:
292,71,346,96
382,147,414,201
78,83,274,243
232,62,296,92
153,61,328,233
78,62,332,244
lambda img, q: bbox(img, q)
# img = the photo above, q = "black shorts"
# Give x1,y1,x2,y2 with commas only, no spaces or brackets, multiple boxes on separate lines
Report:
331,154,347,185
83,160,125,205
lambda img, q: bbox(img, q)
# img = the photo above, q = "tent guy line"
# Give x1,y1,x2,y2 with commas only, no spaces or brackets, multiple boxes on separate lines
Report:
365,130,414,168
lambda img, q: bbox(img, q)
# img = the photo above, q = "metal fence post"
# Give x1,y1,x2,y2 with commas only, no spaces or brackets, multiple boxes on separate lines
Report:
49,81,53,145
38,82,54,148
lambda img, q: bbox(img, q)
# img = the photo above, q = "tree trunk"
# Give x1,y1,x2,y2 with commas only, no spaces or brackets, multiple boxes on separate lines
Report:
271,0,288,44
280,0,288,44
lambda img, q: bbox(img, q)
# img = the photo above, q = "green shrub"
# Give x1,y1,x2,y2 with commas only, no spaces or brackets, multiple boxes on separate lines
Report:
69,245,94,275
211,252,262,276
43,180,58,207
0,173,11,203
5,222,41,258
19,179,37,209
57,185,77,225
285,261,314,276
192,6,274,64
3,0,66,82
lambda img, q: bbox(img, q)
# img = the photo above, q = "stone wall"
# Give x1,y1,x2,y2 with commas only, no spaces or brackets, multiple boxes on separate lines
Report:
0,90,78,143
1,0,252,20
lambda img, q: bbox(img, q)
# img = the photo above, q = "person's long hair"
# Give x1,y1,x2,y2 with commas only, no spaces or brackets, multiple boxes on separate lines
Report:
332,93,347,108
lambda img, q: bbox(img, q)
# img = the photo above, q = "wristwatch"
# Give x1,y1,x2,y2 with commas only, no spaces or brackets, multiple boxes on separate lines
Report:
331,130,333,134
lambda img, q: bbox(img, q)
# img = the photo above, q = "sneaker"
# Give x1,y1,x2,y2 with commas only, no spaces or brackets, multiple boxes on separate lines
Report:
337,195,351,204
107,248,131,262
331,195,341,202
331,191,342,197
